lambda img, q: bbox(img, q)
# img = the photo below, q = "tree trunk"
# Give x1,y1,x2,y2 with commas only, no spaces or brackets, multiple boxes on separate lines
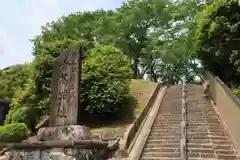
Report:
150,65,158,82
132,57,140,79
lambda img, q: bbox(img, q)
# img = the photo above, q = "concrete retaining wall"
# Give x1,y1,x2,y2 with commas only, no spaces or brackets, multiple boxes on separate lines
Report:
205,72,240,153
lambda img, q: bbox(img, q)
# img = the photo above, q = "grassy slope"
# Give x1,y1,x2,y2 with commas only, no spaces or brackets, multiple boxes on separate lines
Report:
91,79,157,137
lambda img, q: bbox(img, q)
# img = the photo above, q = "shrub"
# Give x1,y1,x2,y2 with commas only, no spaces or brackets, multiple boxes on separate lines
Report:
81,45,133,115
0,123,29,142
11,107,42,132
231,85,240,97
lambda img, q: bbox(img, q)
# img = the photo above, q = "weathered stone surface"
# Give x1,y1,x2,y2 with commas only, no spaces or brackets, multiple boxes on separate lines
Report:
50,46,84,127
91,135,100,140
0,147,110,160
114,149,128,159
35,115,49,130
37,125,92,141
108,138,120,150
0,151,23,160
203,80,209,94
101,131,117,141
23,150,40,160
23,136,39,143
0,156,7,160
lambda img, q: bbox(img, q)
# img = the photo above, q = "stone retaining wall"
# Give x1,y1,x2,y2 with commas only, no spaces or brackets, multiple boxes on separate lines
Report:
205,72,240,153
0,140,117,160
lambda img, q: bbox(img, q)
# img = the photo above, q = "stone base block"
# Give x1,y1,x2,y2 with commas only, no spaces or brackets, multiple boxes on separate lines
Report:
37,125,92,141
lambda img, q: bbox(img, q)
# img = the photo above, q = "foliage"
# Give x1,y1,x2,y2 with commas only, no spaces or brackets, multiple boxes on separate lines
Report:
195,0,240,85
31,10,115,53
4,39,85,125
33,39,87,108
232,86,240,97
0,123,29,142
0,64,30,100
33,38,132,116
6,42,132,123
10,107,42,132
81,45,132,114
109,0,171,79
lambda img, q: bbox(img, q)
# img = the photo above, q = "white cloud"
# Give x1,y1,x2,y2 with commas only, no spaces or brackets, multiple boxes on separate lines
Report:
0,0,125,69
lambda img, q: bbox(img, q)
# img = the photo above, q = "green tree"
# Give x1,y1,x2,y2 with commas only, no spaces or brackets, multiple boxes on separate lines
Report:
32,10,115,57
196,0,240,85
81,45,132,117
0,64,30,100
141,0,206,84
110,0,171,79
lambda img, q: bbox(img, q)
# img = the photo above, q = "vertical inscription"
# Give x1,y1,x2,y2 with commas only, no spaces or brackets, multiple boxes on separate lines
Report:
50,47,82,126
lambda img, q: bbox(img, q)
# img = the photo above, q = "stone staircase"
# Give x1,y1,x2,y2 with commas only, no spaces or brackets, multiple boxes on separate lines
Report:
186,84,238,160
139,84,239,160
140,85,182,160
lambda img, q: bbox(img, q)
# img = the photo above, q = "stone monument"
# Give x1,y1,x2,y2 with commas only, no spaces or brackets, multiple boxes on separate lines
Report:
37,45,93,141
49,46,82,126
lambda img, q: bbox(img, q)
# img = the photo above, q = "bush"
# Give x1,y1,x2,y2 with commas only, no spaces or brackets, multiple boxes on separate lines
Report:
0,123,29,142
11,107,42,132
231,85,240,97
81,45,133,115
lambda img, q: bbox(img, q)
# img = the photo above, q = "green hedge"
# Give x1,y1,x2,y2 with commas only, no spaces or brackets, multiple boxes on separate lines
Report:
0,123,29,142
11,107,42,132
81,45,133,115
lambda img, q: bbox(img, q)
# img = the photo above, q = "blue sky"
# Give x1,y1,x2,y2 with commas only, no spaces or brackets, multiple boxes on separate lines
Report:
0,0,125,69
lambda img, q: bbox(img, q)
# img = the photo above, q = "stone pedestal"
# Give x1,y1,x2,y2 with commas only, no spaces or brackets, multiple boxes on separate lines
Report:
37,125,92,141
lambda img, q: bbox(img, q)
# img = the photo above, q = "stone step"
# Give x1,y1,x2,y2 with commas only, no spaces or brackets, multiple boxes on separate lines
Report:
150,132,180,135
153,121,180,123
187,152,238,159
216,154,239,160
147,139,180,143
143,148,180,153
187,143,234,150
141,157,181,160
145,143,180,148
148,135,180,139
154,117,182,121
187,135,229,140
187,148,236,154
151,124,180,128
151,127,181,131
187,152,215,158
141,151,180,158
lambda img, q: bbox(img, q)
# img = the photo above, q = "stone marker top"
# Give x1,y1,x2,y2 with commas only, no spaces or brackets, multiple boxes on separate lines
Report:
49,46,85,127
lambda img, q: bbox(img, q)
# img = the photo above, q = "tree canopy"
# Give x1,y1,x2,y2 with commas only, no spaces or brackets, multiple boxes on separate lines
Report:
196,0,240,86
